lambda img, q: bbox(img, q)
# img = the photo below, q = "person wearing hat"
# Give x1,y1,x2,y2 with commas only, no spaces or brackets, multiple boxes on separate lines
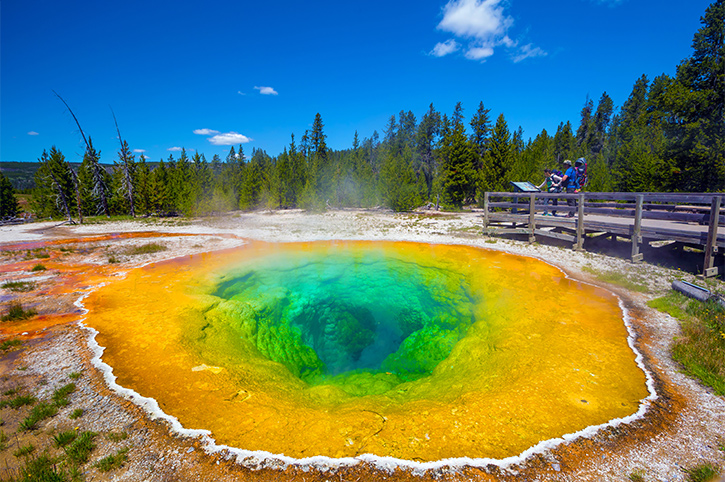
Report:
560,159,579,217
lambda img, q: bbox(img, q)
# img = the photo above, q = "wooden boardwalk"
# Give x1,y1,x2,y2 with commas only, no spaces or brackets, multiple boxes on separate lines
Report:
483,192,724,277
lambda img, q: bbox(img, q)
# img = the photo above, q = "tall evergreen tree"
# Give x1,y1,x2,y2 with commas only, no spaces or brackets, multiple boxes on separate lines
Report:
440,103,476,208
0,171,20,218
667,0,725,191
415,104,441,200
486,113,513,192
33,147,75,220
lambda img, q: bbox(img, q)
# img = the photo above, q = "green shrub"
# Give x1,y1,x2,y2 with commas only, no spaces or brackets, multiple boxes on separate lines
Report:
19,402,58,431
683,462,720,482
1,281,36,292
0,339,22,351
69,409,83,420
31,264,47,272
650,292,725,395
94,447,129,472
52,383,76,407
17,454,68,482
13,443,35,458
125,243,167,255
65,431,98,465
0,394,36,409
53,429,78,448
1,302,37,321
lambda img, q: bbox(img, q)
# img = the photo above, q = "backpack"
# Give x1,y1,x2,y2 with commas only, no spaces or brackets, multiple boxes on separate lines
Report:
576,158,588,188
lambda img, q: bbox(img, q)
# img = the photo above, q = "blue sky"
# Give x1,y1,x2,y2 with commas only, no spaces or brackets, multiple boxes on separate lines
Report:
1,0,712,163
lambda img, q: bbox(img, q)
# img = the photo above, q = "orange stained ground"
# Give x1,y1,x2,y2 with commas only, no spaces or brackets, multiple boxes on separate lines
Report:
83,240,649,462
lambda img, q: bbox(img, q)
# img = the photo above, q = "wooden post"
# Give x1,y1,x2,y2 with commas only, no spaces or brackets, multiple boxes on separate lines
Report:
529,193,536,243
574,193,585,251
483,192,490,234
631,194,644,263
703,195,722,278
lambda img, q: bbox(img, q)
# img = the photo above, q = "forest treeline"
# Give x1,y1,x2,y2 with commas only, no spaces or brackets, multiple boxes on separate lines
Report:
1,0,722,220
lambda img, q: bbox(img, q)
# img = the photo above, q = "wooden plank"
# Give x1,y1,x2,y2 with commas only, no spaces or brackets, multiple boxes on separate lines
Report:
485,228,530,235
575,193,585,251
631,194,643,263
529,193,536,243
703,196,722,277
483,191,490,228
534,229,576,243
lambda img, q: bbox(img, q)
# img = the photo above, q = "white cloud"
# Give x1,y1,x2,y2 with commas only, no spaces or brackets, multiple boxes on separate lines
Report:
237,90,246,96
465,45,495,60
168,146,183,152
438,0,512,40
433,0,545,62
430,39,460,57
512,43,547,62
27,131,39,136
132,149,145,153
254,86,278,96
193,128,220,136
208,132,252,146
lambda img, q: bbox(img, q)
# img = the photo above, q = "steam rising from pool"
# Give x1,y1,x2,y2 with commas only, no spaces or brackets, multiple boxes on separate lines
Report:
85,241,650,462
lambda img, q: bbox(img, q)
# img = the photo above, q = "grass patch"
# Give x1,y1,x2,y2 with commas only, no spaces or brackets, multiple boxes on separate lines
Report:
683,463,720,482
124,243,167,255
0,339,22,352
53,430,78,448
93,447,129,472
52,383,76,407
69,409,83,420
0,394,36,409
0,431,8,451
65,431,98,465
106,431,128,442
13,443,35,458
17,454,69,481
581,266,650,293
68,372,81,380
19,401,58,431
1,302,37,322
628,469,646,482
649,291,725,395
1,281,37,292
30,263,47,272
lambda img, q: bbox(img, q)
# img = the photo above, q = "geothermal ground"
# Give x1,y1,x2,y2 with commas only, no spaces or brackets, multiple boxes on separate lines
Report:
0,209,723,481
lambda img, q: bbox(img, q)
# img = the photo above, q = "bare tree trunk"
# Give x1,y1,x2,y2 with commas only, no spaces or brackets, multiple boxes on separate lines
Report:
47,170,72,223
112,109,136,217
54,91,110,217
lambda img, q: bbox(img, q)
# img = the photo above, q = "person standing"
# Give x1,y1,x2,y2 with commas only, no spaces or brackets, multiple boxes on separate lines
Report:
536,169,562,215
560,160,579,217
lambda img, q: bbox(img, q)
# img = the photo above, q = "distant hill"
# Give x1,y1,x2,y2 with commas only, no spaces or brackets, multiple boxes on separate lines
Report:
0,161,155,191
0,162,43,191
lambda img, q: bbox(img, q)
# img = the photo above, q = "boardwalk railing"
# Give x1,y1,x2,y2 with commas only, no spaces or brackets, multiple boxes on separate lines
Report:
482,191,724,277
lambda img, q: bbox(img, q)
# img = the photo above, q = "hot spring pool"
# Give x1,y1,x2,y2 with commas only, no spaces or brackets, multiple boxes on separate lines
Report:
85,240,649,462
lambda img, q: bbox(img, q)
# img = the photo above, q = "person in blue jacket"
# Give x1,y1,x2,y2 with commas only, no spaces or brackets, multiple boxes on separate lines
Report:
560,160,579,217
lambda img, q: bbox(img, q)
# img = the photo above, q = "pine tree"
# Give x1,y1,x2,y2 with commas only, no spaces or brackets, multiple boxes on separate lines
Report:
485,114,513,193
0,171,20,218
667,0,725,191
415,104,441,200
33,147,75,220
440,103,475,208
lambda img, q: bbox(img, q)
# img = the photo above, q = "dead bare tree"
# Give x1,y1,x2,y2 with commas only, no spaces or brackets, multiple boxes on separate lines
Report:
111,108,136,217
54,90,110,218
